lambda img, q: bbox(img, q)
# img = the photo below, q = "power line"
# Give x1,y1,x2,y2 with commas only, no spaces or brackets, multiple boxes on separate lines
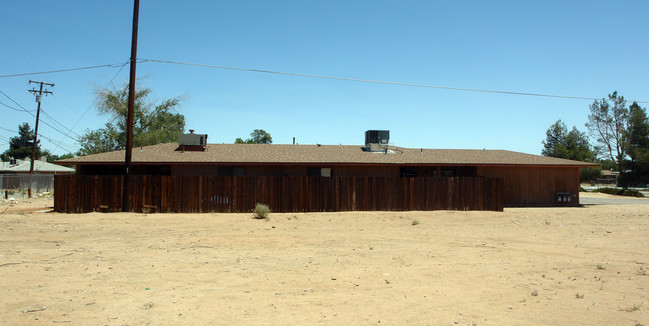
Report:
3,59,647,103
0,126,19,134
0,100,34,112
60,61,128,133
0,124,76,153
49,61,129,154
0,23,38,72
0,61,128,155
41,109,82,139
0,89,78,143
140,58,649,104
0,62,129,78
38,133,78,153
0,89,34,114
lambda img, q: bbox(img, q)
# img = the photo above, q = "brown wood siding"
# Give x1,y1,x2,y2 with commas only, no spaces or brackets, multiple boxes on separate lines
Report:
54,175,503,213
331,166,399,177
176,165,401,177
244,166,307,176
477,166,579,206
171,165,218,176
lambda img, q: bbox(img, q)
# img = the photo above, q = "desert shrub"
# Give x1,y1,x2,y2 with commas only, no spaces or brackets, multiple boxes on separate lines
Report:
253,203,271,219
592,188,645,197
593,187,621,195
622,190,645,197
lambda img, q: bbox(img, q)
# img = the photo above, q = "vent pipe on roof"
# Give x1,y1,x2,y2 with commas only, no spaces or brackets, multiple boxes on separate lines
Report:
293,137,295,145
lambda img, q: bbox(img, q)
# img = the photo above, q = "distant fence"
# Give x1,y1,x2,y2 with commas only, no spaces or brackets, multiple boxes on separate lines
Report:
54,175,504,213
1,174,56,198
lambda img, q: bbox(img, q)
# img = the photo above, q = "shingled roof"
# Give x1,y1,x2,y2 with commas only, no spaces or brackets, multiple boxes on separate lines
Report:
1,158,75,173
56,143,598,167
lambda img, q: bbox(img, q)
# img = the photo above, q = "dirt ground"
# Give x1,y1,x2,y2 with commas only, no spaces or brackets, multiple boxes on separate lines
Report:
1,194,648,325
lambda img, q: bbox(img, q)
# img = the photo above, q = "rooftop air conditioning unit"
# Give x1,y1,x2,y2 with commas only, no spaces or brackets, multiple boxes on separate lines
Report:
177,130,208,151
179,129,207,146
365,130,389,152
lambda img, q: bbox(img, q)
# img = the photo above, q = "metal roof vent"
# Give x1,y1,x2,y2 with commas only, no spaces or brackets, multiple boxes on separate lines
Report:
364,130,389,152
176,130,208,151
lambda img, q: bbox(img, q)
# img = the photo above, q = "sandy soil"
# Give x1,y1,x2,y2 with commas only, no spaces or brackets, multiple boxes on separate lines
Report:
1,195,648,325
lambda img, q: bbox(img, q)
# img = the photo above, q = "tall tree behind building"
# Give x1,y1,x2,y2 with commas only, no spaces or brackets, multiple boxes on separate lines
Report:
542,120,596,162
620,102,649,185
542,119,599,182
234,129,273,144
1,123,49,161
77,85,185,156
586,91,628,171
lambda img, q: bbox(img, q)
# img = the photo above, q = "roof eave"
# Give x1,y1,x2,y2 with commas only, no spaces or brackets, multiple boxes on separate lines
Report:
55,161,600,168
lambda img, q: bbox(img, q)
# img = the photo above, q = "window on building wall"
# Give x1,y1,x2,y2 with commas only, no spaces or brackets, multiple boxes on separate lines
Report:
307,168,332,177
433,169,454,177
400,167,418,177
441,169,454,177
219,167,245,176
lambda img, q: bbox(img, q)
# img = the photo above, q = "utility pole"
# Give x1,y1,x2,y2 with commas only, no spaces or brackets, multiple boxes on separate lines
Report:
123,0,140,212
28,80,54,198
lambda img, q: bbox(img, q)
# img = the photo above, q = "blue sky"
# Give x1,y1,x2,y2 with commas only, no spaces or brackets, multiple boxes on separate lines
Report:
1,1,648,156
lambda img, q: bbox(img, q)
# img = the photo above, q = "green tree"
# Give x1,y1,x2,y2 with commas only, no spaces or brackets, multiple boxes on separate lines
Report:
1,123,49,161
586,91,628,171
542,119,599,183
542,120,569,158
77,123,121,156
47,152,75,163
234,129,272,144
598,159,617,171
77,85,185,155
624,102,649,162
620,102,649,185
542,120,596,162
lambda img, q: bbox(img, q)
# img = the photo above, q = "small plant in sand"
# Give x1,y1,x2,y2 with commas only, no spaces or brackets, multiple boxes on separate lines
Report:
636,266,647,276
620,303,642,312
411,219,420,226
597,264,606,270
576,293,585,299
531,289,538,296
252,203,271,220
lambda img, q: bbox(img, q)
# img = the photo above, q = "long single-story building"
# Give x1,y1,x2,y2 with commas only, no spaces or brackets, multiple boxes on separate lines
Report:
56,130,597,208
1,157,75,175
2,157,75,193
